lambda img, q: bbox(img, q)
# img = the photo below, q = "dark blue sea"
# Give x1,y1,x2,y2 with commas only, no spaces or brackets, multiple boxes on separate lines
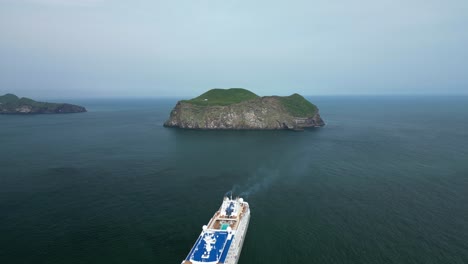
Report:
1,96,467,264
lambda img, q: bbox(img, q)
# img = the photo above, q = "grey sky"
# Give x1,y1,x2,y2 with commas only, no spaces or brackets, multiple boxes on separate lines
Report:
0,0,467,98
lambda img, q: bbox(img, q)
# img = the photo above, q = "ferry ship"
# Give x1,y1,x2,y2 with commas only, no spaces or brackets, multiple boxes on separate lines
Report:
181,196,250,264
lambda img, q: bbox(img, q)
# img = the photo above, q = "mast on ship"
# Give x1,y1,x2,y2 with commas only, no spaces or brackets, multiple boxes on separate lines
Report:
225,190,233,200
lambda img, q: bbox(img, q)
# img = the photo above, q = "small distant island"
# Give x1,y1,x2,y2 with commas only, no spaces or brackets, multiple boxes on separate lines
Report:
164,88,325,130
0,94,87,114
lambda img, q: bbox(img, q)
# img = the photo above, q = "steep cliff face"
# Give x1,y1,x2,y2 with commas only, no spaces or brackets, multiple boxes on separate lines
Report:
164,89,324,130
0,94,87,114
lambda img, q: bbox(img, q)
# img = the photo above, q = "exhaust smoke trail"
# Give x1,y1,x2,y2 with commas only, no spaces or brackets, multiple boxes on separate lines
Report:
228,167,280,199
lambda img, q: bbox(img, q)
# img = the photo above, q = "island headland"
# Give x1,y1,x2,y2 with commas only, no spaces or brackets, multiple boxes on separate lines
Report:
0,94,87,114
164,88,324,130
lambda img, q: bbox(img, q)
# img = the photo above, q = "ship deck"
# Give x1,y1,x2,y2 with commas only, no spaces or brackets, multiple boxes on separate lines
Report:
185,230,232,263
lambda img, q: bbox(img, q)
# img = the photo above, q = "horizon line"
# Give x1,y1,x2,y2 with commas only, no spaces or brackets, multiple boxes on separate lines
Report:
22,93,468,101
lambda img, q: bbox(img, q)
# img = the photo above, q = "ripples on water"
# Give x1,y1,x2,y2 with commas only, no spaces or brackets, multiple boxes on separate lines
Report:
0,96,467,264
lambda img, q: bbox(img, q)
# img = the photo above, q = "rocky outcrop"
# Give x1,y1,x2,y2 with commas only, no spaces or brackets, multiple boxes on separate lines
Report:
0,94,87,114
164,95,325,131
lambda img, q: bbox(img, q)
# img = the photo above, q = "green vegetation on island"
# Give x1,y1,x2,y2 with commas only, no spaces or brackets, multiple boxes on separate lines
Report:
277,93,318,117
182,88,259,106
181,88,318,116
0,93,87,114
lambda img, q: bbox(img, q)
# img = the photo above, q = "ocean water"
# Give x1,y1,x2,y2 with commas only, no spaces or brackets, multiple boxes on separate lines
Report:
1,96,468,264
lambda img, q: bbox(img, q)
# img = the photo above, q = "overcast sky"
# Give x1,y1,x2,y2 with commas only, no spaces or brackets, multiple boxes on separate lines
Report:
0,0,467,98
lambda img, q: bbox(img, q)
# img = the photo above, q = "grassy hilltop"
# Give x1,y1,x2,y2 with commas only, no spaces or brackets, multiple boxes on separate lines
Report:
276,93,318,117
182,88,259,106
182,88,318,117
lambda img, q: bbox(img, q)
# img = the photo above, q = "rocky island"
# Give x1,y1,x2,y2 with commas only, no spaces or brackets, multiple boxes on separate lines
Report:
164,88,324,130
0,94,87,114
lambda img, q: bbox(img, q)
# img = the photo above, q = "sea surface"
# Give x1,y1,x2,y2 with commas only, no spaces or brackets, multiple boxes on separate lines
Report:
1,96,468,264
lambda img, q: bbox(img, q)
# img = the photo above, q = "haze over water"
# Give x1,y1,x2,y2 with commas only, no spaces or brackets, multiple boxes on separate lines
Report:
1,96,467,263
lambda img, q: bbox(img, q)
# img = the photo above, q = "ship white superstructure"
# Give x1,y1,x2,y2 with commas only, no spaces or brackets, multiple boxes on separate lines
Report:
182,196,250,264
